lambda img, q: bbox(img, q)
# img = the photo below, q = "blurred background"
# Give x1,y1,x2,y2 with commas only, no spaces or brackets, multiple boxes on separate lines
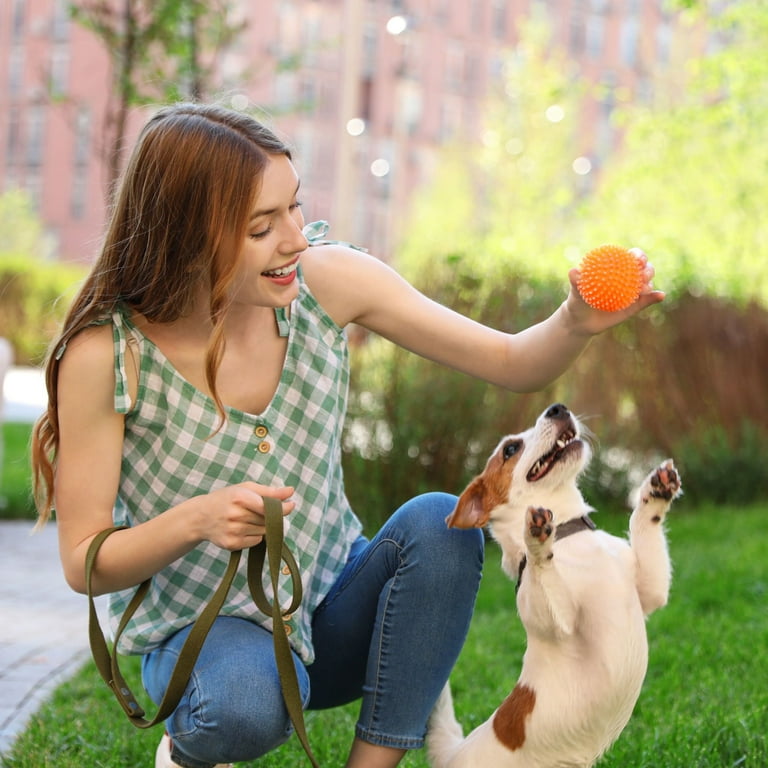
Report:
1,0,766,528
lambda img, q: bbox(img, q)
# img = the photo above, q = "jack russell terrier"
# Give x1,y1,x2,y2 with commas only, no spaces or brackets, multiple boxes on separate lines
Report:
428,403,682,768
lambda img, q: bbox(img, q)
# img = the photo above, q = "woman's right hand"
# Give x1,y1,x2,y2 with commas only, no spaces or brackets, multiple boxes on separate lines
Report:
193,482,295,551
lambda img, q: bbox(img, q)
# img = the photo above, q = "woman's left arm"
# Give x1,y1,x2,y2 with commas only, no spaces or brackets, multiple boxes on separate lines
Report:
301,245,664,393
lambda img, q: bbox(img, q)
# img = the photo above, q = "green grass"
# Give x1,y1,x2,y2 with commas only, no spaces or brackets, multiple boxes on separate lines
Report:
3,500,767,767
0,422,35,519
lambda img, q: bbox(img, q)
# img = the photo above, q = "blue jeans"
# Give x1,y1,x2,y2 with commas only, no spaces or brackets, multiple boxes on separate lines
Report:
142,492,484,767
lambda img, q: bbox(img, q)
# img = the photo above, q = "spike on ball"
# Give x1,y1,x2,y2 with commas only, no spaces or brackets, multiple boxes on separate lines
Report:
577,244,644,312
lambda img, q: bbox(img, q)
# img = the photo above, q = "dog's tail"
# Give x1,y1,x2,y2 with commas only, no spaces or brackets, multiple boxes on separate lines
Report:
426,682,464,767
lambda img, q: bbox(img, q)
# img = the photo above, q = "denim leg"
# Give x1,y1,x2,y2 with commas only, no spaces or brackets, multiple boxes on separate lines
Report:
141,616,310,768
308,492,485,750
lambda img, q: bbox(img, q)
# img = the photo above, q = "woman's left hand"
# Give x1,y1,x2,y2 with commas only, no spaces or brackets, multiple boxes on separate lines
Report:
563,248,666,336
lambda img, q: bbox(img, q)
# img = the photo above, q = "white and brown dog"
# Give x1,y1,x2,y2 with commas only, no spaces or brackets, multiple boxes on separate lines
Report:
428,403,682,768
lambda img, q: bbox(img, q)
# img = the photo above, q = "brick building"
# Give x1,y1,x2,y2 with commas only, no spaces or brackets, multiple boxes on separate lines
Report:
0,0,690,263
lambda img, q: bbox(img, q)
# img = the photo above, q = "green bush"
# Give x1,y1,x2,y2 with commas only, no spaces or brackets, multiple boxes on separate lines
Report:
341,277,768,532
673,421,768,506
0,254,85,366
0,422,35,519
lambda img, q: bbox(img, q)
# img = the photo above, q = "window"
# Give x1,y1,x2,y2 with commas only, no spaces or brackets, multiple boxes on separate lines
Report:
586,14,605,57
12,0,25,43
50,44,70,97
6,109,21,168
52,0,70,41
8,47,24,96
26,106,46,169
492,0,507,40
619,17,639,66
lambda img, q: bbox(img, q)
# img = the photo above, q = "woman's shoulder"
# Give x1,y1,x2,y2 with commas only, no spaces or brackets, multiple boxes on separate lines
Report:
300,242,399,328
57,324,115,383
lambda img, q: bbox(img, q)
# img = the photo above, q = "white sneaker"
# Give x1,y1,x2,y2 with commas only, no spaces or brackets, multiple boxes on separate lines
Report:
155,733,233,768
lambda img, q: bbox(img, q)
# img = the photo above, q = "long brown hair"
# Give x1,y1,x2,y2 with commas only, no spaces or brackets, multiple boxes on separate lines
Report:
31,102,292,523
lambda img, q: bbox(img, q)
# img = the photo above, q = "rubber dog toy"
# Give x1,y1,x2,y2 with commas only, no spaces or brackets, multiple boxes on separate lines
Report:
577,244,643,312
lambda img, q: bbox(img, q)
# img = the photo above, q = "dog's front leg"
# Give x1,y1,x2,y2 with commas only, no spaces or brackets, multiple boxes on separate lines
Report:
517,507,579,638
629,459,682,616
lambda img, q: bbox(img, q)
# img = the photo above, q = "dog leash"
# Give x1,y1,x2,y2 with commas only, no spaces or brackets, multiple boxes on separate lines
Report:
516,513,597,592
86,496,320,767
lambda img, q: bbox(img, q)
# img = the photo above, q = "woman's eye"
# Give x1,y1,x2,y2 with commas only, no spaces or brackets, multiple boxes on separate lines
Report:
250,226,272,240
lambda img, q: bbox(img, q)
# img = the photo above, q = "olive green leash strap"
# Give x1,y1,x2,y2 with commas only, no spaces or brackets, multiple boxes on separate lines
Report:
85,498,320,766
86,527,242,727
249,497,320,768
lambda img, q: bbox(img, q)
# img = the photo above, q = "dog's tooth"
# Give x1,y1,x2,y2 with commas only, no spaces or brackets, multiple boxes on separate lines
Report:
557,439,565,448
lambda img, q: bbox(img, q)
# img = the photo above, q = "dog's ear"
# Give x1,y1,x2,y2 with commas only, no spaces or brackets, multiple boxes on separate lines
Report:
447,477,490,529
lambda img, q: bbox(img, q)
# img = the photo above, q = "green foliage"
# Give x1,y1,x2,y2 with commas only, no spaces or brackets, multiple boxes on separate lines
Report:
673,421,768,506
69,0,245,104
4,503,767,766
398,19,586,294
0,254,85,366
68,0,248,188
0,189,49,258
340,8,768,534
342,278,572,530
580,0,768,304
0,190,85,365
342,282,768,532
0,422,35,518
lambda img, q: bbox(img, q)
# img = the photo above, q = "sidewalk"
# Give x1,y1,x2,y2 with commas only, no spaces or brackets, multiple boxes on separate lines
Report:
1,366,46,424
0,367,107,756
0,520,107,756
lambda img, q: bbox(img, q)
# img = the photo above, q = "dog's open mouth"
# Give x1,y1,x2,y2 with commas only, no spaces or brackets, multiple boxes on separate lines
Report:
527,425,581,482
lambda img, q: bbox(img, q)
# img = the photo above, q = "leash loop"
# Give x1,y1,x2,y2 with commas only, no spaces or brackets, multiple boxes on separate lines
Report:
86,498,320,766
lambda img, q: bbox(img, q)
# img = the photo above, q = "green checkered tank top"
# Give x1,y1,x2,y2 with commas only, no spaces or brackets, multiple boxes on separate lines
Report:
105,270,363,663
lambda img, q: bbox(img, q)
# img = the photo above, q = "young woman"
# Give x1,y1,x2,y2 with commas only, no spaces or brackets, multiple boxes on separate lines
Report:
31,102,663,768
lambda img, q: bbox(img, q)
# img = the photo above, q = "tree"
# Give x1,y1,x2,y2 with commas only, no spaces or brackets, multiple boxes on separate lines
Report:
340,9,768,525
0,189,50,258
69,0,245,191
396,20,587,304
579,0,768,303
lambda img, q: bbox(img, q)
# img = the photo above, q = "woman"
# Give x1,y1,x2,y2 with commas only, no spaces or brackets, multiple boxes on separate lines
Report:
31,102,663,768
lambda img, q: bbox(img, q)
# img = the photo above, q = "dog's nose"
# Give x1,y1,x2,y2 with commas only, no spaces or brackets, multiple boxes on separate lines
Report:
545,403,570,420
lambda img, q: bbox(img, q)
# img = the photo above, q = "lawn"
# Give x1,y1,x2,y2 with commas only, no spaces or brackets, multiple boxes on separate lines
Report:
2,498,767,767
0,422,35,519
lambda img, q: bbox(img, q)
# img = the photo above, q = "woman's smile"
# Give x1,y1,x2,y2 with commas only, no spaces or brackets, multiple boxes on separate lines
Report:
262,255,300,285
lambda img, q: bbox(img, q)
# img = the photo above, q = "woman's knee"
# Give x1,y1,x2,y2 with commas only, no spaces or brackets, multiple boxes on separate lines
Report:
396,492,485,557
391,492,485,592
144,618,307,763
179,692,292,761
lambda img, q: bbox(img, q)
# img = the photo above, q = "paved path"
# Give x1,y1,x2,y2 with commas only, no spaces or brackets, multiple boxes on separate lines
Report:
0,520,108,755
1,367,108,756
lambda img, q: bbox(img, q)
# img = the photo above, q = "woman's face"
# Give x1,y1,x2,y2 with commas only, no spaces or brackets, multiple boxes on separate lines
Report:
230,153,308,308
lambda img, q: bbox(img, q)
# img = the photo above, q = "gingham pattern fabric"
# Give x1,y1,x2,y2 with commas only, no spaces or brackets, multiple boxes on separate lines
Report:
101,272,363,664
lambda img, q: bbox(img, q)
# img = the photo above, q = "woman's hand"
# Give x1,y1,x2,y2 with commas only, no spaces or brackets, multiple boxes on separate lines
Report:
192,482,295,551
563,248,666,336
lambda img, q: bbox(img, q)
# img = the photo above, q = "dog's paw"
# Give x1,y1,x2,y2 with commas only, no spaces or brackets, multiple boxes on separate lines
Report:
525,506,555,561
641,459,682,506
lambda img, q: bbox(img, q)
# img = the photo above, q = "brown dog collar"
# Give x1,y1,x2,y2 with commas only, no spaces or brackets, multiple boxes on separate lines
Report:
516,514,596,591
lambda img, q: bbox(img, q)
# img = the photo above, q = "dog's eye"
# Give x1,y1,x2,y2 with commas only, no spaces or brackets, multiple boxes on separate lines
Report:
503,440,522,461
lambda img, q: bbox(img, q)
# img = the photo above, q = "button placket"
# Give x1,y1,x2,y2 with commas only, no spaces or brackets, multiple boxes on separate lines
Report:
254,423,271,454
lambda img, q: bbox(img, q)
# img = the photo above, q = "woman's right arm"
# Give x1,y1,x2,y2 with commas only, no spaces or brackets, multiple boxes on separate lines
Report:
54,325,294,596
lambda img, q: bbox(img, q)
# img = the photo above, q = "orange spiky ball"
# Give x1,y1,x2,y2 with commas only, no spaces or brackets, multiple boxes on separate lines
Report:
577,244,644,312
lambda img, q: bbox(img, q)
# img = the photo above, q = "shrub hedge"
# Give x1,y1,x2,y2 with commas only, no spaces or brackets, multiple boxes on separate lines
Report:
2,257,766,527
0,254,85,366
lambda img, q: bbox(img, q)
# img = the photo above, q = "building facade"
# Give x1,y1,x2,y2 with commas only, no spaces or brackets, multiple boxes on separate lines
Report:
0,0,688,263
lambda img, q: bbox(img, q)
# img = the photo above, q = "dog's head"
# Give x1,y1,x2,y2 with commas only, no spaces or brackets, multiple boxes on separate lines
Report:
447,403,591,529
